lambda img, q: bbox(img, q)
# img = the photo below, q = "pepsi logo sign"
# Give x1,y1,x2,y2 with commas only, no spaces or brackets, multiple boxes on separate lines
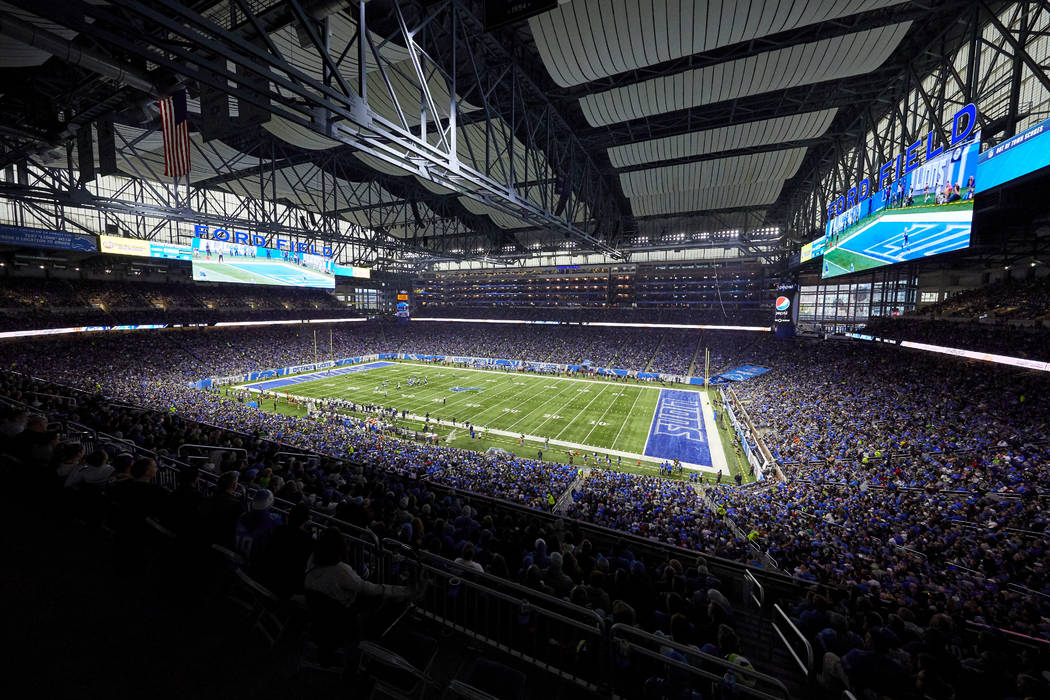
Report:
775,296,791,311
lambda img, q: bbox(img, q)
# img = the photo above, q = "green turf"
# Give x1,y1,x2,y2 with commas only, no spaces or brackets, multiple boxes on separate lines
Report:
236,361,731,466
226,361,755,482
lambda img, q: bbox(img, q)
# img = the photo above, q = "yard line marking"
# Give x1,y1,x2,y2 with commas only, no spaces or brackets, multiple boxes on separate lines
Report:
610,387,645,451
504,377,581,432
554,383,611,441
580,388,629,445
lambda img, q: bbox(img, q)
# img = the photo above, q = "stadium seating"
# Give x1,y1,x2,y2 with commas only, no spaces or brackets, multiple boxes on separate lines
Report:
3,319,1050,697
0,277,358,329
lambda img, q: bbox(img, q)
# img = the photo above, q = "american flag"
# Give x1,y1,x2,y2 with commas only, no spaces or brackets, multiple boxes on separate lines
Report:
159,89,191,177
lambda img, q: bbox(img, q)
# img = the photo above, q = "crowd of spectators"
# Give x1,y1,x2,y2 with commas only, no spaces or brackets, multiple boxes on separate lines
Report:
924,275,1050,320
862,317,1050,361
414,304,771,326
4,321,1045,696
2,319,1050,697
0,276,355,329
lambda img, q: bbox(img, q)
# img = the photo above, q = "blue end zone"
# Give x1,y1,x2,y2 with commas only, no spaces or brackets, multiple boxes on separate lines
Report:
643,389,712,467
245,361,394,391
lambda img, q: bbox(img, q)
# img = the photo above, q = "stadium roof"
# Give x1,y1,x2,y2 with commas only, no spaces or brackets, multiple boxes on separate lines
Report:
0,0,1005,266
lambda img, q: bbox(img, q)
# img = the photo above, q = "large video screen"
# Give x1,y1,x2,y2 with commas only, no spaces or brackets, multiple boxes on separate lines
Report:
100,234,192,261
977,117,1050,192
822,137,979,278
191,238,334,288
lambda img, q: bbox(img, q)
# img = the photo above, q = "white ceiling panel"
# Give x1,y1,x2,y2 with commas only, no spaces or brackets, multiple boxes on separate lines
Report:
580,23,911,127
619,148,807,197
608,109,836,168
530,0,909,88
629,180,785,217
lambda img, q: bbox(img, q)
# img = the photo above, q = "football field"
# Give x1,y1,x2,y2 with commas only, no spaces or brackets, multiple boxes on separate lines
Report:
238,361,728,473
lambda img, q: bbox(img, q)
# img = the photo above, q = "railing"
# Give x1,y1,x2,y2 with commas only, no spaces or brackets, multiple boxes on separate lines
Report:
376,539,606,693
609,624,791,700
771,604,813,681
30,391,77,407
177,443,248,462
719,385,782,482
745,569,765,611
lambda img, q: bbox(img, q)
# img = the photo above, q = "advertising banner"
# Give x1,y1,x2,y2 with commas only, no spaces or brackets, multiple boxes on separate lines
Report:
0,225,96,252
774,283,798,339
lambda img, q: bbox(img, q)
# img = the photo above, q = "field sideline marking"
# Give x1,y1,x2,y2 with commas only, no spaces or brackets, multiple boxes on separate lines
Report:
394,361,679,390
401,411,715,473
698,391,729,474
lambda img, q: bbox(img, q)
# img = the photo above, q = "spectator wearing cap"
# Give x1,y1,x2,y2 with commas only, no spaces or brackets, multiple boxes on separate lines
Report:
235,488,281,563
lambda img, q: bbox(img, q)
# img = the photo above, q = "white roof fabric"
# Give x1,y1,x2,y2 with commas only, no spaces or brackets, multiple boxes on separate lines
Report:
580,23,911,127
619,148,807,197
607,109,836,168
530,0,909,88
629,181,785,217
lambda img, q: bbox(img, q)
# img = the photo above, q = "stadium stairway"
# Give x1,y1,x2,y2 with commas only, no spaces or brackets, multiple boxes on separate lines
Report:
687,334,704,378
643,333,665,372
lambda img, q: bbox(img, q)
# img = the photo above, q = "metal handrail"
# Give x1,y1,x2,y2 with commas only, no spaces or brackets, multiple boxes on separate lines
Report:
30,391,77,407
380,537,608,633
771,604,813,680
609,625,789,696
745,569,765,610
177,443,248,460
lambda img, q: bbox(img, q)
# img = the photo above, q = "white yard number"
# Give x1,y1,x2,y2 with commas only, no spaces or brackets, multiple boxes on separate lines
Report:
589,420,609,426
543,414,562,419
465,403,481,408
502,408,521,413
577,388,591,393
544,385,558,389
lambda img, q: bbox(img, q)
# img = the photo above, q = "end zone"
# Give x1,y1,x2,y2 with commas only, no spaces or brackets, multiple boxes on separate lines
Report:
642,389,714,470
